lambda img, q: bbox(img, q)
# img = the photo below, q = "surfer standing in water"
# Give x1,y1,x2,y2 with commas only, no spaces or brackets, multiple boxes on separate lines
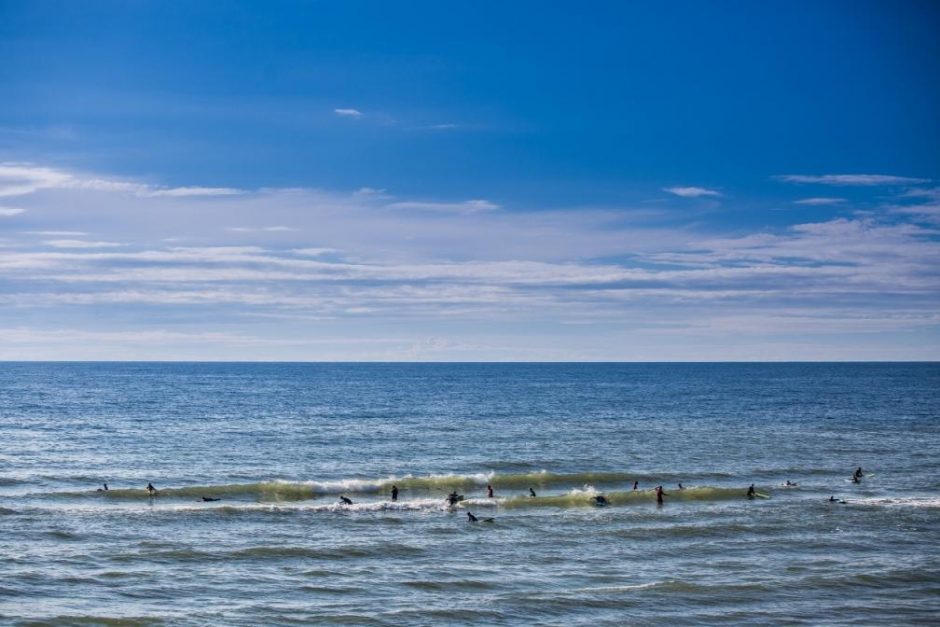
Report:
391,485,399,501
853,467,864,483
633,481,639,491
487,484,494,498
655,486,666,505
747,484,756,499
146,482,156,496
529,488,537,498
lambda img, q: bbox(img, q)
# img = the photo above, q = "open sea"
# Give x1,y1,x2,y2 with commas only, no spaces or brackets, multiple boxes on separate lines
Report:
1,362,938,626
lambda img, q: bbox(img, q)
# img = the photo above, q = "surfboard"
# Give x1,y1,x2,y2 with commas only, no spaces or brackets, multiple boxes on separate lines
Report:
755,492,770,499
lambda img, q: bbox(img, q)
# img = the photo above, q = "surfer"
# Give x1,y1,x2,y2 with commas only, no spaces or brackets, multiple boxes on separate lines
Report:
529,488,537,498
852,474,860,484
446,491,462,506
633,481,639,491
854,467,864,480
339,495,353,505
146,482,156,496
391,485,399,501
594,495,609,506
828,496,846,504
97,483,108,492
655,485,666,505
746,484,756,499
200,496,220,502
467,511,494,523
487,484,494,498
785,480,797,487
677,483,684,490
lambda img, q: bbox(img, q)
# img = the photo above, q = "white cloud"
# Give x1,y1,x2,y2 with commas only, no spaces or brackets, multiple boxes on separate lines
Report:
794,197,846,206
43,239,123,249
1,160,937,361
148,186,243,197
663,186,722,198
334,108,363,118
0,206,25,216
776,174,930,186
27,231,88,236
385,199,499,213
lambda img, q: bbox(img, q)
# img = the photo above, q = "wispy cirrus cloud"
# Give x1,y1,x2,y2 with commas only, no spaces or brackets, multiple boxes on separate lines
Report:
43,239,123,249
334,108,363,118
776,174,930,186
794,197,846,206
0,162,244,198
385,199,499,214
0,206,25,216
663,186,722,198
0,161,937,360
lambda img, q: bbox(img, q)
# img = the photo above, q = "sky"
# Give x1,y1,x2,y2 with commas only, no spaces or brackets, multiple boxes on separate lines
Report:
0,0,938,361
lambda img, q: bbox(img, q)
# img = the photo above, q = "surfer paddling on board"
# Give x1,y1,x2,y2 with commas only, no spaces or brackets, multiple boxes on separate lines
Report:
200,496,220,502
829,496,846,504
655,486,666,505
339,495,353,505
467,512,494,523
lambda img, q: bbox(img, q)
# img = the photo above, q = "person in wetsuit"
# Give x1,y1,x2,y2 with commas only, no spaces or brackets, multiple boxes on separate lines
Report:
594,495,609,506
446,491,462,506
487,484,494,498
633,481,639,491
200,496,220,502
529,488,537,498
747,484,756,499
339,495,353,505
391,485,399,501
655,486,666,505
146,482,156,496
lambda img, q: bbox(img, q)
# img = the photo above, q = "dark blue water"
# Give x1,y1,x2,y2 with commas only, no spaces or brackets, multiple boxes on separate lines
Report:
1,363,938,625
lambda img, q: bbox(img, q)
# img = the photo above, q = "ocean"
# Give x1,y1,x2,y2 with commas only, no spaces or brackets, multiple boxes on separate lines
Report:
1,362,938,625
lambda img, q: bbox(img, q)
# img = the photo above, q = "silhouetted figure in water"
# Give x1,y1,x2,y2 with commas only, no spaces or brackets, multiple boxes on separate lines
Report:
97,483,108,492
467,511,494,523
200,496,220,502
146,482,156,496
854,467,864,481
446,491,463,506
529,488,537,498
594,495,609,506
633,481,639,491
339,495,353,505
655,486,666,505
391,485,399,501
747,484,756,499
829,495,846,504
852,474,860,484
487,484,494,498
677,483,684,490
785,480,797,487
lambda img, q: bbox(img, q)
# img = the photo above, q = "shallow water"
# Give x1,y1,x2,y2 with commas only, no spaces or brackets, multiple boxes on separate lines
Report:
1,362,939,625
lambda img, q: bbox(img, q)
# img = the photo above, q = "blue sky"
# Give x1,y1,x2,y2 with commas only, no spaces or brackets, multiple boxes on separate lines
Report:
0,1,938,360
